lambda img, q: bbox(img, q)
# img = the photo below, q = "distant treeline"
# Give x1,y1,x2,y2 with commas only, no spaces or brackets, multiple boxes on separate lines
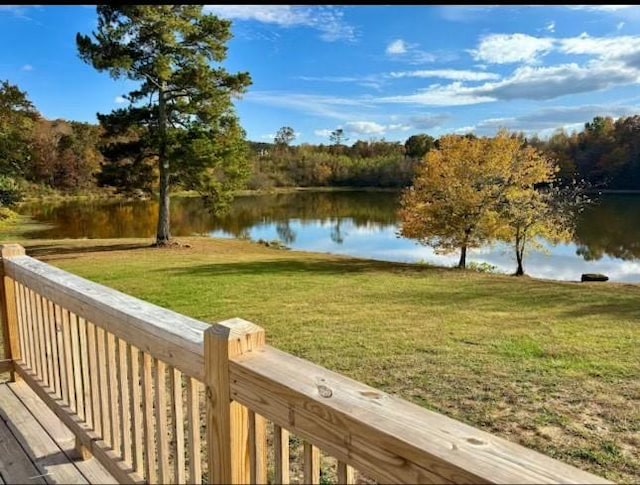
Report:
8,114,640,194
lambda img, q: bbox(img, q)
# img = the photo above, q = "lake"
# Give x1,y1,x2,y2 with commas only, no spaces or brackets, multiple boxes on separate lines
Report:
16,191,640,283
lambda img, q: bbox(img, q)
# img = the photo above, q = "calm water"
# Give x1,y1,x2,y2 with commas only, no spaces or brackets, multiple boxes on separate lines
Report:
17,191,640,283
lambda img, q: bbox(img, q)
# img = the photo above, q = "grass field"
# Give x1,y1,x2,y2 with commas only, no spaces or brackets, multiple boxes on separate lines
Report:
10,236,640,482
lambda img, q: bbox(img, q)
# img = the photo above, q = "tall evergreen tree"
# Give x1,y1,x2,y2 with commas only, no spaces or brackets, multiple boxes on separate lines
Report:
77,5,251,245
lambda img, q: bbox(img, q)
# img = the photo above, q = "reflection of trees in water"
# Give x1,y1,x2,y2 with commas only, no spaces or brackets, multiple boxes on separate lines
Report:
19,191,399,241
21,192,639,262
573,195,640,261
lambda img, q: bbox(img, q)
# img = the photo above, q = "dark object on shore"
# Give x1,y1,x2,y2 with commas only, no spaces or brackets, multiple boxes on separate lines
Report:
581,273,609,282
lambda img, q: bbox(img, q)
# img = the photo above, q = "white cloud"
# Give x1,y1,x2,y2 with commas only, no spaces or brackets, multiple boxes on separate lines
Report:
389,69,500,82
246,91,375,120
21,64,33,71
545,21,556,33
386,39,407,55
204,5,356,42
260,133,276,140
377,82,494,107
114,96,127,104
617,21,625,30
567,5,636,12
471,33,555,64
314,129,333,138
344,121,386,135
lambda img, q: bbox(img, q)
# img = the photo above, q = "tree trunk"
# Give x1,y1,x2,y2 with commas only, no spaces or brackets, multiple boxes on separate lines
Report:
458,244,467,269
514,230,525,276
156,83,171,246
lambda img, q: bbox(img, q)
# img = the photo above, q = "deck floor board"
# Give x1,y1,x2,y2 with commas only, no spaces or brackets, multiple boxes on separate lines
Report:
0,381,116,484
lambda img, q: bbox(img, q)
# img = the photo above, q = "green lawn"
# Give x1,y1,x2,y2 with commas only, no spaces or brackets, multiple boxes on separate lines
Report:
15,237,640,482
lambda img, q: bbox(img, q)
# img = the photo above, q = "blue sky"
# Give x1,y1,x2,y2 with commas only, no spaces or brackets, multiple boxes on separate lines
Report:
3,5,640,145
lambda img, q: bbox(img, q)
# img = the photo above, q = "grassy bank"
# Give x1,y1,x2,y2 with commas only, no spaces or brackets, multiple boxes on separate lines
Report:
10,237,640,482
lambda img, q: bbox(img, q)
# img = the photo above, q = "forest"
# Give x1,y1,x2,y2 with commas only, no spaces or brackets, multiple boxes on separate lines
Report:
2,80,640,200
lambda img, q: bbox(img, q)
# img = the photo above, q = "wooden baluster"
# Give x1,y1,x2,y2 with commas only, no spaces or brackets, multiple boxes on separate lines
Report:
40,296,54,390
155,359,169,483
15,283,27,368
248,410,267,484
54,304,69,406
170,367,185,484
46,300,60,398
86,321,102,436
118,338,132,465
0,244,25,381
274,425,290,484
337,462,355,484
78,317,92,428
106,331,121,452
128,344,143,475
70,312,84,421
25,288,37,374
303,442,320,485
186,377,201,485
142,352,157,483
96,325,111,445
22,285,34,371
61,308,76,412
35,294,48,387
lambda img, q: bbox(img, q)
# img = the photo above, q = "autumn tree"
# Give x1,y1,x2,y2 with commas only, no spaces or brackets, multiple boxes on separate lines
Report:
274,126,295,147
77,6,251,245
400,131,561,269
404,133,435,159
0,80,37,179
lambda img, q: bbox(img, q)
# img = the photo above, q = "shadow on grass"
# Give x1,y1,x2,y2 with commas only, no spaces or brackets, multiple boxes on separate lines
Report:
162,259,640,321
25,241,153,259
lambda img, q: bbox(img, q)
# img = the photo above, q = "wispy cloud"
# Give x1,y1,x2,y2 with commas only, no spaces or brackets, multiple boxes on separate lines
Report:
386,39,407,55
0,5,39,20
204,5,357,42
389,69,500,82
470,33,555,64
246,91,375,120
384,38,436,64
21,64,33,71
545,21,555,33
114,96,127,104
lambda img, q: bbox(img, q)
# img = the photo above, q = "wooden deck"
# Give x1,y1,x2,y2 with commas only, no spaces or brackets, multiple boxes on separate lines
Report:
0,380,116,484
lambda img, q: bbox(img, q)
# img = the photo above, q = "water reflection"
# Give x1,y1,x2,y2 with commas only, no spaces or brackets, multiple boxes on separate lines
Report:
15,191,640,283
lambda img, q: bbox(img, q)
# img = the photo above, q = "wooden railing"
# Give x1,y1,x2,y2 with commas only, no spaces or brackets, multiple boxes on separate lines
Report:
0,244,612,484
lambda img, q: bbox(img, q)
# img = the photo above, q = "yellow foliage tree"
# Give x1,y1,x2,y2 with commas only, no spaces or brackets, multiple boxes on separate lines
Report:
399,131,566,271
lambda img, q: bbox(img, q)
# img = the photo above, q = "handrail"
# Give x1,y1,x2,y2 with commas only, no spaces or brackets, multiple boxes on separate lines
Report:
0,245,613,484
4,254,207,380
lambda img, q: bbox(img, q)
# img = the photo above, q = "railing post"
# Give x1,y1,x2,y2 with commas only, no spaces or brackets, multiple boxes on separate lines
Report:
0,244,25,381
205,318,266,484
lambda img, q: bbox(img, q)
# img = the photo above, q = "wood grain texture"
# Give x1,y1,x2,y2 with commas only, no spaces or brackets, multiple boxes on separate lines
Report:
106,332,121,453
248,410,267,484
61,308,76,413
0,383,87,484
170,366,186,484
154,358,169,483
274,425,290,484
0,245,26,379
14,363,144,484
96,326,111,445
5,256,208,380
186,377,202,485
42,297,54,393
118,338,132,465
303,442,320,485
142,352,157,484
0,417,45,484
8,380,116,484
230,346,612,485
54,304,69,405
70,312,84,421
78,317,92,428
46,300,60,399
204,319,265,484
337,461,355,484
86,321,101,436
128,344,143,476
